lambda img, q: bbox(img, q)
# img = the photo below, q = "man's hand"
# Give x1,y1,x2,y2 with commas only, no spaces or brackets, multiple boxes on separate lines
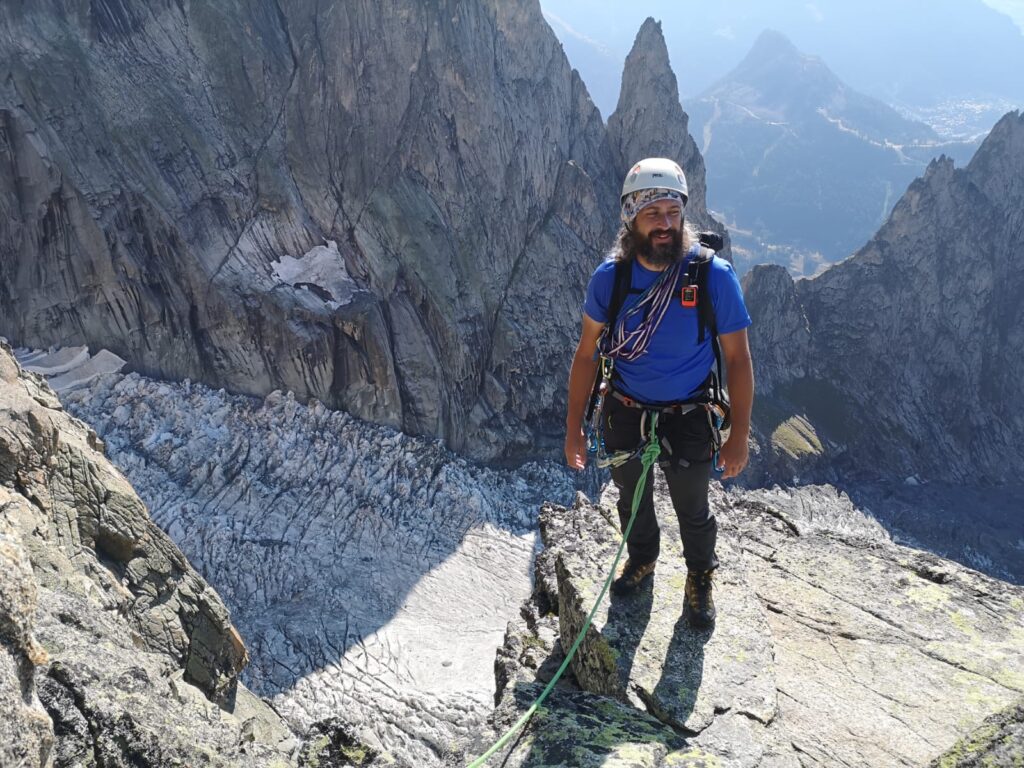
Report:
565,315,604,472
718,328,753,481
716,433,749,479
565,427,588,470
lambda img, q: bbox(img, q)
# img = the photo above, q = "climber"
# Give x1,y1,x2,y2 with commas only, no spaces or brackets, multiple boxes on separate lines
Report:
564,157,754,628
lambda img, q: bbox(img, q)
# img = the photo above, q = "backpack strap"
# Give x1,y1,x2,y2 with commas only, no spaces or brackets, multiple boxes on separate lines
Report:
607,259,633,332
585,260,633,423
687,238,724,400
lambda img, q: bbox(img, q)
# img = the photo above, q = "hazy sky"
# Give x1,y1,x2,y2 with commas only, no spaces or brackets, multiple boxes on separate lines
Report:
982,0,1024,31
541,0,1024,114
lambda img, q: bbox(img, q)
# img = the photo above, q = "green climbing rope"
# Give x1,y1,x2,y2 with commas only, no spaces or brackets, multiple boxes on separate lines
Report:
467,414,661,768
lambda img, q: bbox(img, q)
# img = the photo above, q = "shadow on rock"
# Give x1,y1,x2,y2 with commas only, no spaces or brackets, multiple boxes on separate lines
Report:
645,614,711,732
604,582,654,696
496,682,698,768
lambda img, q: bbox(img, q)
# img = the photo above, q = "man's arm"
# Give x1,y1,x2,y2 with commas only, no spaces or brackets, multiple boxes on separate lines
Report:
565,315,606,469
717,328,754,479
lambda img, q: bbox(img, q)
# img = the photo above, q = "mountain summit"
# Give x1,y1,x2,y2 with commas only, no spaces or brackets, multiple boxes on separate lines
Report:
687,29,976,272
720,29,933,144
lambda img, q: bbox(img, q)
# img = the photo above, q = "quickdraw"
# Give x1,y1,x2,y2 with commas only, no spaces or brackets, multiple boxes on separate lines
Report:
706,400,728,472
585,356,652,469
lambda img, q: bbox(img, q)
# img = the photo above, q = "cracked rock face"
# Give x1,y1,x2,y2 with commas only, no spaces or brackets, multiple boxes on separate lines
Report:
0,344,247,702
477,479,1024,767
552,490,777,738
930,699,1024,767
0,343,300,766
0,2,725,463
743,110,1024,486
0,511,53,768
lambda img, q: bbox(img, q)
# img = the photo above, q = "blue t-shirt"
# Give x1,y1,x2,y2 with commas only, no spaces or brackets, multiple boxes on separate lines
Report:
583,252,752,403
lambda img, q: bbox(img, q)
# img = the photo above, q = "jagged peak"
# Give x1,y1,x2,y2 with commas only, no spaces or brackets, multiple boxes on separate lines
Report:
962,109,1024,210
615,16,679,110
968,109,1024,169
706,27,838,96
746,262,796,288
634,16,664,46
990,108,1024,132
746,28,801,61
743,29,820,69
924,154,957,176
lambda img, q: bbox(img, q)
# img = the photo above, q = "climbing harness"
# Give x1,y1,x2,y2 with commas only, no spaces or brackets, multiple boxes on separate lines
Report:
466,415,662,768
707,398,729,472
585,235,732,472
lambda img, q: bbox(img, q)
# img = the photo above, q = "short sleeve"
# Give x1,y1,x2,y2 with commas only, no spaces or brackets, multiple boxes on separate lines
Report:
583,261,616,324
710,257,752,334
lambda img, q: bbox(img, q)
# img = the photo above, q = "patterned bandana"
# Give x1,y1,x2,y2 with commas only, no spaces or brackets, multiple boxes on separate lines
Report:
620,188,686,225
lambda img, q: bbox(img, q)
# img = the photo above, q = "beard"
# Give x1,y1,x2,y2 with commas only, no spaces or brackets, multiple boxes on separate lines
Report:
635,226,685,267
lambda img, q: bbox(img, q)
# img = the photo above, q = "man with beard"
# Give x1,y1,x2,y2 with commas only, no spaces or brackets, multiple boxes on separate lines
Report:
564,157,754,628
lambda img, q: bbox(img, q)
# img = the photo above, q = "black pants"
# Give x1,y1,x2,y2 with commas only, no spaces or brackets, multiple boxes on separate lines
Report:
604,395,719,572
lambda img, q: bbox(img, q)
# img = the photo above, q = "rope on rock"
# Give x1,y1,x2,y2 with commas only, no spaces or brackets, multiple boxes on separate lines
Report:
467,414,661,768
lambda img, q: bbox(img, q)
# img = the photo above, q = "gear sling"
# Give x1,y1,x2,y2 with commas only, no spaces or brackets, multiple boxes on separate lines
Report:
585,232,731,468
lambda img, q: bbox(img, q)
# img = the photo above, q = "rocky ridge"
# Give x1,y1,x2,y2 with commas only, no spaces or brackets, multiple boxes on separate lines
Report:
743,110,1024,487
0,3,724,463
471,480,1024,767
0,342,319,765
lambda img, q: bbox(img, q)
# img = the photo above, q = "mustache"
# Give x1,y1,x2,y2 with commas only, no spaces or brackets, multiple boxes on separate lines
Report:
647,228,680,241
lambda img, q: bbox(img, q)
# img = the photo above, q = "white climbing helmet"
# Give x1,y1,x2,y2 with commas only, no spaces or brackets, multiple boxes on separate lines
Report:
620,157,689,225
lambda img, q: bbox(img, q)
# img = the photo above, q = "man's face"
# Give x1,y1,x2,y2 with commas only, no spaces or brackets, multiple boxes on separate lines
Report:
633,200,684,266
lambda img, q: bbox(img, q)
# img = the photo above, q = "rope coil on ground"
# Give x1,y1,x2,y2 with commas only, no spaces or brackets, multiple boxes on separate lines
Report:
467,415,661,767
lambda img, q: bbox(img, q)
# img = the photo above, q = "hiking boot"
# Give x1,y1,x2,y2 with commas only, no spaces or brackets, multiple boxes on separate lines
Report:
683,569,717,628
611,558,656,595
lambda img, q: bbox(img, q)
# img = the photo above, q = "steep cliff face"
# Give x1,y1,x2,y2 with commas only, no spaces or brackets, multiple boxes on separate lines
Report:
0,3,724,462
0,343,300,765
606,18,730,257
743,111,1024,485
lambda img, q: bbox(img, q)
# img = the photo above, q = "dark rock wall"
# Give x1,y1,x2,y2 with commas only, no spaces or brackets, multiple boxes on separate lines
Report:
744,111,1024,484
1,4,722,461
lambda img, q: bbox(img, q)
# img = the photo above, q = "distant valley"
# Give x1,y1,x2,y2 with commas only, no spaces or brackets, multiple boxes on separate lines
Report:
544,1,1023,275
687,30,981,275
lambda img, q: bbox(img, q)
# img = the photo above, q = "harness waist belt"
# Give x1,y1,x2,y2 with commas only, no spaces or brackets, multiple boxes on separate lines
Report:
610,388,706,414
